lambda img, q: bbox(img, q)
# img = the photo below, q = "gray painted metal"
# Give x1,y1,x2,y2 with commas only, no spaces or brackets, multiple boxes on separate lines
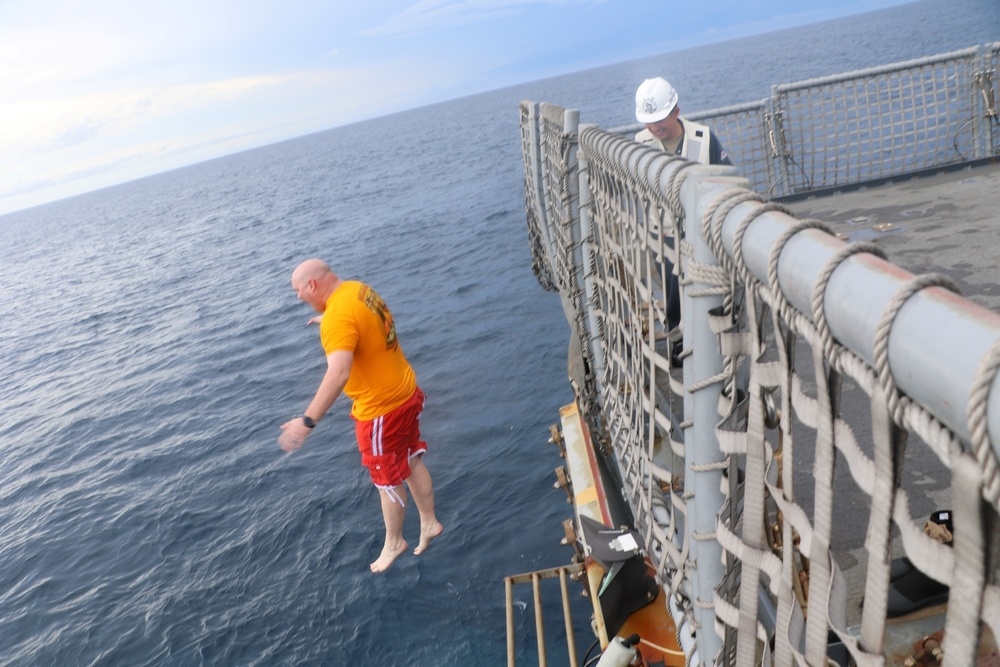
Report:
575,125,608,395
771,46,981,92
519,41,1000,667
681,166,745,665
710,184,1000,458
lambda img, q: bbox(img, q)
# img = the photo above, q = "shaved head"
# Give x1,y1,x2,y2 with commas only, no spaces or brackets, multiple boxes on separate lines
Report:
291,259,340,312
292,258,332,285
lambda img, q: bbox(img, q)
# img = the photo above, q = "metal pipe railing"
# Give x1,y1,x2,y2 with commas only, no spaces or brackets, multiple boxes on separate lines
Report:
505,564,585,667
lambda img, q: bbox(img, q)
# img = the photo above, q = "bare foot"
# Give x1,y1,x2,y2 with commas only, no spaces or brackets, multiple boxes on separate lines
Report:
370,540,408,573
413,522,444,555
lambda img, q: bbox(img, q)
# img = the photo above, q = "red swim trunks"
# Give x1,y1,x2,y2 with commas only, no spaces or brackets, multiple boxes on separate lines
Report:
355,386,427,489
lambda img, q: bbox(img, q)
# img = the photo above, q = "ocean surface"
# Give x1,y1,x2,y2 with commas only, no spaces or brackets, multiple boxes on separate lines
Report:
1,1,997,665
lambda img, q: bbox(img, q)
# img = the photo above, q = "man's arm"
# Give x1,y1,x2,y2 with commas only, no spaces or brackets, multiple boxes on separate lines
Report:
709,133,732,166
278,349,353,452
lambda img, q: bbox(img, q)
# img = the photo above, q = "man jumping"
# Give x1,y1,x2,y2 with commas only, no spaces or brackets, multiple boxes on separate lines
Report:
279,258,443,572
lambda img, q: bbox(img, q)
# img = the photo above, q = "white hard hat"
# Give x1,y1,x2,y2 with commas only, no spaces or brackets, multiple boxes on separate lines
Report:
635,77,678,124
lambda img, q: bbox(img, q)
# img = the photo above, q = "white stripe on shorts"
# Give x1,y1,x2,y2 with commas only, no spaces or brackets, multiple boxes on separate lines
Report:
370,415,384,456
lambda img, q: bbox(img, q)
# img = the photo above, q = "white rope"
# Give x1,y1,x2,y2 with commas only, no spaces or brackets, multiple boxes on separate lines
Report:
966,337,1000,504
542,117,1000,667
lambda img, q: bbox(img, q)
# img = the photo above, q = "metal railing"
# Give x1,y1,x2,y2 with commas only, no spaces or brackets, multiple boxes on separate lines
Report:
505,563,586,667
520,43,1000,667
613,43,1000,198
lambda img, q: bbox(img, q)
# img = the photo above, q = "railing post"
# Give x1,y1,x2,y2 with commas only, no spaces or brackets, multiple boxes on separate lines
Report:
532,572,547,667
524,102,558,268
546,107,601,408
679,166,747,665
765,86,790,198
973,45,997,159
576,123,607,394
506,577,516,667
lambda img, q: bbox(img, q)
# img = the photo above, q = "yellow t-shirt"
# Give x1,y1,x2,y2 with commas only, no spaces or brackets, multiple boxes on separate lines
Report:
320,281,416,421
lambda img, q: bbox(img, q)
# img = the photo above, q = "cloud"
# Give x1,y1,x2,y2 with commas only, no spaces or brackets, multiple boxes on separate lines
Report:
0,54,464,207
0,0,926,216
0,75,287,157
362,0,606,37
53,120,105,148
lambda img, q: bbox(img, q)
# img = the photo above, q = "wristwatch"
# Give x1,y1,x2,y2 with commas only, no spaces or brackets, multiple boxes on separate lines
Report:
301,416,316,429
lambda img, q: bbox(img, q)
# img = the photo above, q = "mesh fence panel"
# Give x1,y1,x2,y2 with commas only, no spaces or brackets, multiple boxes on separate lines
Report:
774,47,980,192
632,44,1000,198
688,101,773,195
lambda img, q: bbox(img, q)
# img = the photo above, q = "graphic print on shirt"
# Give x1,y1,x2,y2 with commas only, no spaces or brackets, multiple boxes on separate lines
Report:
360,285,398,350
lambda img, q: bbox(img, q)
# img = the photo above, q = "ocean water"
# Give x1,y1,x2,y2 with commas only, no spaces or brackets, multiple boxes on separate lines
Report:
1,1,997,665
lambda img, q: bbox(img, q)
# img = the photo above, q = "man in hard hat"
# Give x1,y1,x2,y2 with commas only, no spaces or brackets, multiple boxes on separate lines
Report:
634,77,730,165
633,77,731,356
279,258,443,573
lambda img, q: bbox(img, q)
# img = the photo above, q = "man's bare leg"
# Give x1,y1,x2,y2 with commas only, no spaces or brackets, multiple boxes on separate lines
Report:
371,486,408,573
405,455,443,555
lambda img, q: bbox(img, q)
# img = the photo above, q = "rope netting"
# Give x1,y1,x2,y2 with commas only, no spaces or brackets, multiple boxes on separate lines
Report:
683,43,999,198
773,48,980,191
520,44,1000,667
586,129,1000,667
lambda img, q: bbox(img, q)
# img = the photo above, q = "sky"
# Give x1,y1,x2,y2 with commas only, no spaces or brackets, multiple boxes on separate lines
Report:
0,0,916,215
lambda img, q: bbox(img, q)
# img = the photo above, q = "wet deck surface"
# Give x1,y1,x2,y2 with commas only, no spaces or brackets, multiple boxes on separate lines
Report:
784,160,1000,313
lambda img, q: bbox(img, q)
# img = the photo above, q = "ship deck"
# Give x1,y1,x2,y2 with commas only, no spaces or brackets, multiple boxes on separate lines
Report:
783,160,1000,314
780,160,1000,657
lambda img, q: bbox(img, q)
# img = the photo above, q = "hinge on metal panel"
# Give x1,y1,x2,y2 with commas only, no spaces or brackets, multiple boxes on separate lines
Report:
561,518,588,565
764,109,789,158
548,423,566,458
554,465,573,503
974,68,997,118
